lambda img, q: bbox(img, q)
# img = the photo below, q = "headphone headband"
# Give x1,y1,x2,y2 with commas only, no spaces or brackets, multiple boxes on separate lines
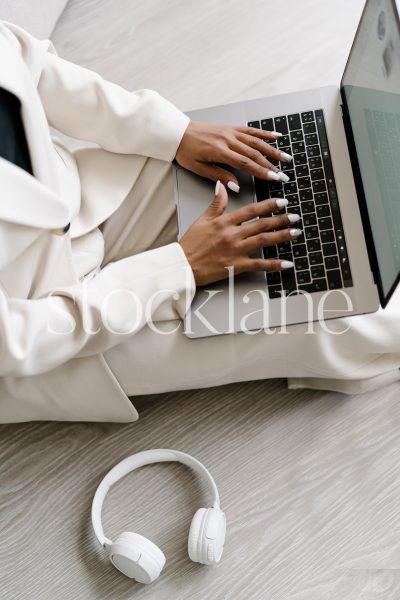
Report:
91,449,221,548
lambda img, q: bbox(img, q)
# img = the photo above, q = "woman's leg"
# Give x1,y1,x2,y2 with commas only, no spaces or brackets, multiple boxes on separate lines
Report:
101,158,400,396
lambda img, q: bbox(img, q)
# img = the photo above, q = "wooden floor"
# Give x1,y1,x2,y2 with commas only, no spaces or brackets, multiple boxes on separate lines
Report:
1,1,400,598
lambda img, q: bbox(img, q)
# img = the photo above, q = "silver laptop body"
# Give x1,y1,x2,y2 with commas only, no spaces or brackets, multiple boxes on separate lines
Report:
174,0,400,338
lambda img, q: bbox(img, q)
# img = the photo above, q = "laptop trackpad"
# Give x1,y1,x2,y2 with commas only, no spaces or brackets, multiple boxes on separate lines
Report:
175,165,255,237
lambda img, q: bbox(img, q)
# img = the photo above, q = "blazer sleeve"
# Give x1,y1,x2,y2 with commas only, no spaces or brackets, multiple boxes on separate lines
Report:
0,241,196,377
3,21,190,162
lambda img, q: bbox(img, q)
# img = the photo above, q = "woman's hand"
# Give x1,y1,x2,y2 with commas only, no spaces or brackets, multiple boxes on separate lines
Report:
175,120,293,192
179,182,302,286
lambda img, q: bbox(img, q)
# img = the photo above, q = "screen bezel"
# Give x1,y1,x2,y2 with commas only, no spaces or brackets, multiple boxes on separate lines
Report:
340,0,400,308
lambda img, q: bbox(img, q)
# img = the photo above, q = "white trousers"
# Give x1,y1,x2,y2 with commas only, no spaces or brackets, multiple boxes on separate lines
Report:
102,158,400,396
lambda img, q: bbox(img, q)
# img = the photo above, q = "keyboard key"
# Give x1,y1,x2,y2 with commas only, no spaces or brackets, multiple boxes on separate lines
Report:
286,193,299,206
278,241,292,254
284,182,298,194
277,135,291,148
297,177,311,190
299,189,313,202
327,269,343,289
307,145,320,157
295,256,309,270
301,111,314,123
254,178,270,201
296,270,311,284
314,192,329,205
290,130,303,143
287,205,301,216
305,133,319,146
309,251,323,265
268,285,282,299
324,255,339,269
309,155,322,169
321,229,335,243
295,164,309,178
261,118,273,131
318,216,333,230
301,201,315,213
294,152,307,165
269,181,283,192
322,242,337,256
267,271,281,285
264,244,278,259
281,161,293,172
274,116,288,135
292,141,305,154
310,168,324,181
316,204,330,218
312,180,327,193
311,264,325,279
307,238,321,252
293,243,307,257
288,113,302,130
283,170,295,181
299,278,327,293
281,268,297,294
303,213,317,226
303,122,317,134
248,120,260,129
305,225,319,239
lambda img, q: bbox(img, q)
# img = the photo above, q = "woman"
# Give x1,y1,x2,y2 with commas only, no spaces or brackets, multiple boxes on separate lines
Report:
0,20,399,423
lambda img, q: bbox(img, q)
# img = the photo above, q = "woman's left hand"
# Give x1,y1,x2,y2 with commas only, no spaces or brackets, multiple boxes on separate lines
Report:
175,120,293,192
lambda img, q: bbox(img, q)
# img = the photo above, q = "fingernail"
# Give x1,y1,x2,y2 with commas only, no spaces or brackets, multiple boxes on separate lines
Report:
215,180,221,195
278,172,290,183
276,198,288,208
271,131,283,137
267,170,280,181
290,228,303,237
281,260,294,269
287,213,301,223
227,181,240,193
279,151,293,162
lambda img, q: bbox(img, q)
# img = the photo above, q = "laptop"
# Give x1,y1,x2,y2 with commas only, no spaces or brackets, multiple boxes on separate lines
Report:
174,0,400,338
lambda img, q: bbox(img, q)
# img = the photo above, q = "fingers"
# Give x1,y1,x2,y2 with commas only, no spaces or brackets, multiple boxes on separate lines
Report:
240,257,295,274
239,211,301,238
236,132,293,166
223,148,289,183
203,180,228,218
227,138,280,176
228,197,288,225
186,160,240,193
235,125,283,141
241,226,303,254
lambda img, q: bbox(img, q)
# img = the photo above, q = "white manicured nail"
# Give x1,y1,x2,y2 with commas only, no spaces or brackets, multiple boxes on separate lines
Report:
271,131,283,137
281,260,294,269
280,151,293,162
290,228,303,237
276,198,288,208
267,170,280,181
215,180,221,195
227,181,240,193
278,172,290,183
287,213,301,223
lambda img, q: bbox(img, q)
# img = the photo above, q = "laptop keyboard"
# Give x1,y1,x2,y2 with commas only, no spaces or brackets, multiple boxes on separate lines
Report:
247,109,353,297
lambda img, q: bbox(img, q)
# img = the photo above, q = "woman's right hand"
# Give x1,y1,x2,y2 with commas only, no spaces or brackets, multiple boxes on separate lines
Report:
178,181,303,287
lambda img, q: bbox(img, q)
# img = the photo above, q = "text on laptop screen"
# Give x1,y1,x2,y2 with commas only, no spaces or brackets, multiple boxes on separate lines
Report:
342,0,400,299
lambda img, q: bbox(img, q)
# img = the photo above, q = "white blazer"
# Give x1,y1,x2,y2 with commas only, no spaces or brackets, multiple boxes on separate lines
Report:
0,21,195,423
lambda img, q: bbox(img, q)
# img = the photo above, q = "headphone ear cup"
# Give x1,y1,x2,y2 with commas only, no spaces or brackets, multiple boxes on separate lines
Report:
188,508,226,566
109,532,166,584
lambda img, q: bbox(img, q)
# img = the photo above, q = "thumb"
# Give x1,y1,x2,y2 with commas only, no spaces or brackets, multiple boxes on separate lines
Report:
192,161,240,193
204,180,228,219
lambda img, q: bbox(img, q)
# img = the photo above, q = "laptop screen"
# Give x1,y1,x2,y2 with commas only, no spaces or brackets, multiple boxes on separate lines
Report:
341,0,400,304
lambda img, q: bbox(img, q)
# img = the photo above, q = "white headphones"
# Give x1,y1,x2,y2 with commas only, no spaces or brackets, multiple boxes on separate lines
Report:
91,449,226,584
